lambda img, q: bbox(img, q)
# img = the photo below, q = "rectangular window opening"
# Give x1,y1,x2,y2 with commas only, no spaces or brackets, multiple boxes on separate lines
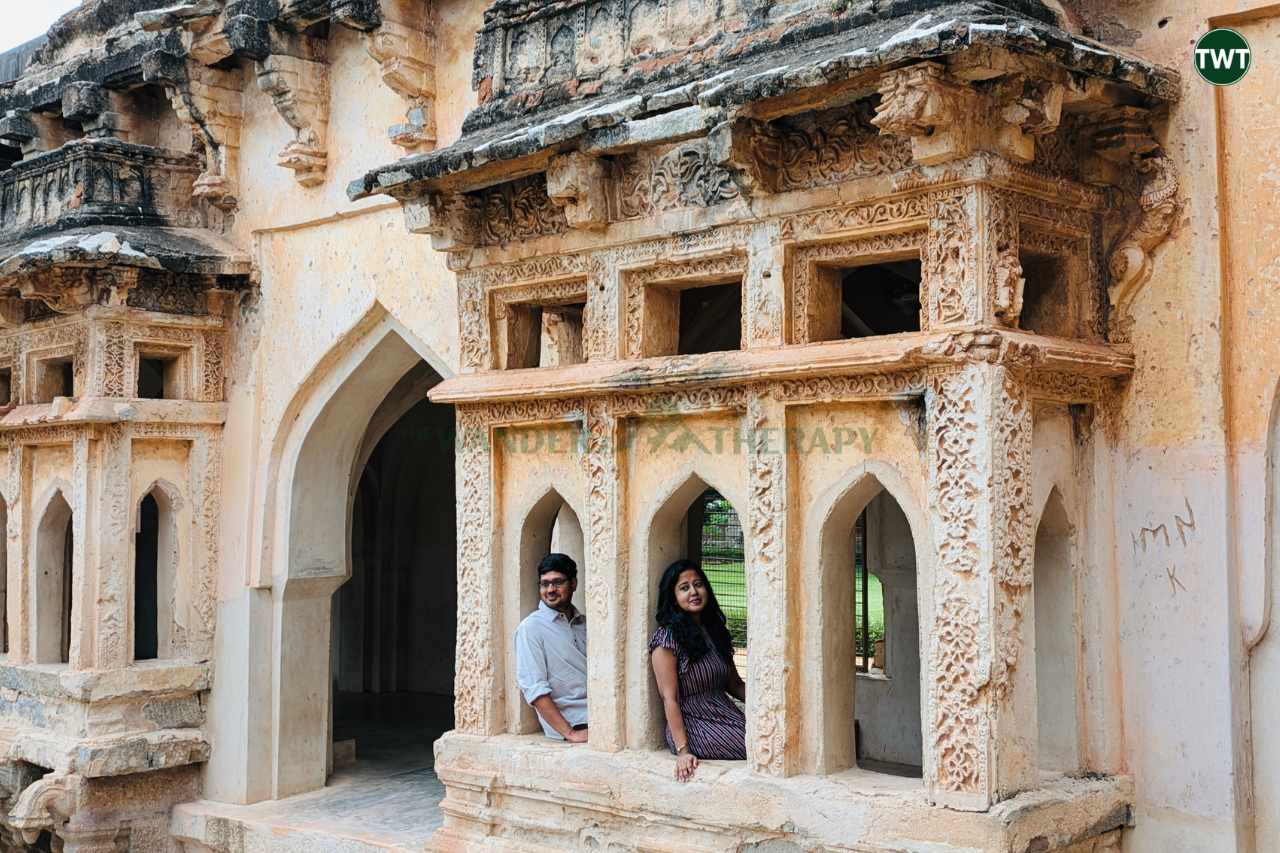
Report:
0,367,12,406
838,259,922,339
34,356,75,403
138,357,173,399
676,280,743,356
1019,251,1075,337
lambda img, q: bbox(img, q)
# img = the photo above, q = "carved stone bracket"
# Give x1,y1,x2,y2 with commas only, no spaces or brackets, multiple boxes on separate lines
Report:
61,82,133,142
0,110,75,159
547,153,608,231
256,54,330,188
142,50,245,210
1077,106,1181,333
365,0,436,153
8,773,84,844
402,191,479,250
874,63,1065,166
873,63,978,166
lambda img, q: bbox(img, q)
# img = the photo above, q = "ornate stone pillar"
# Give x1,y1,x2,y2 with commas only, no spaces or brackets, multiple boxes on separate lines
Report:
90,424,131,669
453,407,502,735
923,363,1036,810
744,389,792,776
744,222,784,348
6,442,29,662
68,433,94,670
585,254,622,362
583,400,626,750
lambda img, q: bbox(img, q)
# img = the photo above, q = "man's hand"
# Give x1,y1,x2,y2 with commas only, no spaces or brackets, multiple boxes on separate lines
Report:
564,727,588,744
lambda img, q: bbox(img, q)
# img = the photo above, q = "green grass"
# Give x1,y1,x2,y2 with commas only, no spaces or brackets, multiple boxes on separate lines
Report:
701,560,885,650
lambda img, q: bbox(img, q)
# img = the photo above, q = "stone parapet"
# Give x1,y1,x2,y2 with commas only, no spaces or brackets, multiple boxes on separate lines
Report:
0,139,204,241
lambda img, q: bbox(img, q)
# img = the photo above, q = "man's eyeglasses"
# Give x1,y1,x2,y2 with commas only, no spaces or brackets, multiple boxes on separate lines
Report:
539,578,571,589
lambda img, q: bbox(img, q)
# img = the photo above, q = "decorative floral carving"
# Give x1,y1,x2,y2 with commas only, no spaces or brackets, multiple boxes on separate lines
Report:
991,371,1033,700
454,407,496,734
745,390,786,776
614,141,740,219
925,188,975,328
771,102,912,191
779,192,933,242
775,371,928,402
471,175,569,247
929,591,987,794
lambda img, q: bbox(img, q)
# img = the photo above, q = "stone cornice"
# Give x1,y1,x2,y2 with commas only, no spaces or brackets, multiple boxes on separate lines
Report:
428,328,1131,407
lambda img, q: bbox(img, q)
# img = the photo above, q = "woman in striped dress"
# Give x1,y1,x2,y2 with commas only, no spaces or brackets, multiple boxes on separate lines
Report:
649,559,747,781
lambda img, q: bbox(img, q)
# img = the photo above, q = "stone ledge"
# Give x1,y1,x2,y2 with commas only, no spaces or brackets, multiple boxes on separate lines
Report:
0,725,209,778
0,659,210,703
431,733,1133,852
0,400,228,431
428,328,1132,406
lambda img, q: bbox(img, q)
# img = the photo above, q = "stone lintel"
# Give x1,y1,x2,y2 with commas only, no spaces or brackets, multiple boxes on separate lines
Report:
427,329,1132,407
0,400,228,432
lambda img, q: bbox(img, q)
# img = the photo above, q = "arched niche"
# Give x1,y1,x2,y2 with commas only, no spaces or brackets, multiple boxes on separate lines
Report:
134,481,183,662
628,471,746,751
507,487,585,735
33,489,73,665
1032,486,1081,774
802,463,931,776
259,311,451,801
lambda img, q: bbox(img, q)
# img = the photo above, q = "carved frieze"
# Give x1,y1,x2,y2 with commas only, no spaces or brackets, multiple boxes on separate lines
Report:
770,102,913,192
614,140,741,220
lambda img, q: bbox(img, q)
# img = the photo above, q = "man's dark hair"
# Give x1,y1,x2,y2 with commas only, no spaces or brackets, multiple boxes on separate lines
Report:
537,553,577,580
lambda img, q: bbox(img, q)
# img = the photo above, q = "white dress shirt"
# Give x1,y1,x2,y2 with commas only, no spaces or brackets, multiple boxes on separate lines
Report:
514,600,588,739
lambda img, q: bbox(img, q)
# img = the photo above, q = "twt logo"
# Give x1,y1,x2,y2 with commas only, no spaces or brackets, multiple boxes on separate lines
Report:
1195,29,1252,86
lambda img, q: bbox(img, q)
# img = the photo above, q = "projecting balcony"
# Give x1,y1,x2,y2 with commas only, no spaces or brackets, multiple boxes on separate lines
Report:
0,137,248,318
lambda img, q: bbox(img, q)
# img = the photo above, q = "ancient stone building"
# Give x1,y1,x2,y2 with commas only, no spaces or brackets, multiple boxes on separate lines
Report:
0,0,1274,851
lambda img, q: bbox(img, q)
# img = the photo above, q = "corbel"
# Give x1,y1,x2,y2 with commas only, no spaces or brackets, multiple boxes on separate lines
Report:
142,48,245,210
1107,149,1179,321
8,773,84,845
988,74,1064,163
546,152,608,231
871,62,977,165
0,297,28,328
365,0,436,153
0,110,73,159
15,268,97,315
256,53,330,187
401,191,479,250
62,82,136,142
708,118,781,197
136,0,230,65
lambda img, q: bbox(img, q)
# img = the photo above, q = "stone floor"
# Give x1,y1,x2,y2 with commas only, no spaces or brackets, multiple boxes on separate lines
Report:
172,693,451,852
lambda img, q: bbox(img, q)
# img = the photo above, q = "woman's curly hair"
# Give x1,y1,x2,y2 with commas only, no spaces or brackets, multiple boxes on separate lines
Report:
655,559,734,664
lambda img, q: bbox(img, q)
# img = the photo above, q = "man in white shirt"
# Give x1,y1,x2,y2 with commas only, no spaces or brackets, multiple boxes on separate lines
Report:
515,553,588,742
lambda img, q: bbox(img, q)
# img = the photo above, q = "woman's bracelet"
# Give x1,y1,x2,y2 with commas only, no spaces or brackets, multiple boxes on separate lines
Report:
676,744,690,756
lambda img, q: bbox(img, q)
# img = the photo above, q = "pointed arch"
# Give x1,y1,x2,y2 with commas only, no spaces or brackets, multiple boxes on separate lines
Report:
626,468,746,750
134,479,184,662
800,461,930,775
1033,485,1081,773
506,485,586,734
33,487,73,664
216,305,454,804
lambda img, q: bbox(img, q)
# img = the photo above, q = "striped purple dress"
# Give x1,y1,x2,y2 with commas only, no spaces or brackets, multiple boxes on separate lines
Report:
648,626,747,760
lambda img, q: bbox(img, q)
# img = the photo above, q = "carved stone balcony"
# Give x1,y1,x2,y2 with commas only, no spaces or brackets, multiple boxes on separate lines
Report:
0,138,203,240
0,137,249,321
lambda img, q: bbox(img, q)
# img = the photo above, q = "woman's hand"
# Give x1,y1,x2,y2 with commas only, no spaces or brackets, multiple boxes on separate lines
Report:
675,750,698,782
